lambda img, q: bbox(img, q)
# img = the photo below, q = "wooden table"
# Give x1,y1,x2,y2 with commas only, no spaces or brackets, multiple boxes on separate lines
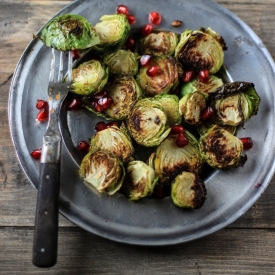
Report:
1,0,275,273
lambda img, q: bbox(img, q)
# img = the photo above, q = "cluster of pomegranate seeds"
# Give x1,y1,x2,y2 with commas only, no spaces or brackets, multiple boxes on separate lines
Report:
170,125,189,148
140,55,152,66
201,106,214,121
30,148,42,160
35,99,49,122
67,97,82,111
89,91,113,112
182,71,195,83
142,24,153,36
95,121,119,132
240,137,253,150
148,11,162,25
198,69,210,83
146,65,158,77
77,140,90,153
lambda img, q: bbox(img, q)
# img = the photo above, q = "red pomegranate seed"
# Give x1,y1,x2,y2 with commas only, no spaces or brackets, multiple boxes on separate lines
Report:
93,102,105,112
36,100,48,110
198,69,210,83
170,125,185,135
182,71,195,83
140,55,152,66
92,91,107,100
95,121,107,132
107,121,119,128
72,50,81,60
36,109,49,122
240,137,253,149
116,4,129,15
98,97,112,108
146,66,158,77
30,148,42,160
124,37,135,51
67,97,82,110
142,24,153,36
201,106,214,120
77,140,90,153
127,14,136,24
149,11,162,25
176,133,189,148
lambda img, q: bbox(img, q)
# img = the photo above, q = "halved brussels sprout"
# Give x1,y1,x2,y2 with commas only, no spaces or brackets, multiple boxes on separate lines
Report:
198,124,247,169
94,14,130,52
171,171,207,209
123,160,158,200
179,91,207,125
153,94,182,126
89,123,134,163
136,56,181,97
104,74,142,120
140,31,178,56
80,149,125,195
175,28,226,74
103,49,139,75
153,131,204,186
70,60,108,95
127,98,171,147
38,14,100,51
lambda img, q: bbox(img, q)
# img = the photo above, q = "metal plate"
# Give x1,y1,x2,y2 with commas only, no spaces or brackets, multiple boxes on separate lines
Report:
9,0,275,245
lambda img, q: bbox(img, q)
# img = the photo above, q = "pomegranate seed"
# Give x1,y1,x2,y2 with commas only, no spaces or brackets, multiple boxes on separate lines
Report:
201,106,214,121
176,133,189,148
146,66,158,77
93,102,105,112
124,37,135,51
142,24,153,36
127,14,136,24
182,71,195,83
72,50,81,60
36,100,48,110
92,91,107,100
149,11,162,25
140,55,152,66
116,4,129,15
30,148,42,160
67,97,82,110
170,125,185,135
36,109,49,122
198,70,210,83
240,137,253,149
77,140,90,153
107,121,119,128
98,97,112,108
95,121,107,132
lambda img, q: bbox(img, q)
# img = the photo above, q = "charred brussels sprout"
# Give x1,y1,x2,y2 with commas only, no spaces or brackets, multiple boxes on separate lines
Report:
171,171,206,209
140,31,178,56
198,125,247,169
94,14,130,52
175,28,226,74
70,60,108,95
123,160,158,200
103,49,139,75
38,14,100,51
89,123,134,163
136,56,181,97
103,74,142,120
80,149,125,195
127,98,171,147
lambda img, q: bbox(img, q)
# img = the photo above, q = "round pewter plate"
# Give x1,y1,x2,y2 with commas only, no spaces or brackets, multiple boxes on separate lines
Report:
9,0,275,245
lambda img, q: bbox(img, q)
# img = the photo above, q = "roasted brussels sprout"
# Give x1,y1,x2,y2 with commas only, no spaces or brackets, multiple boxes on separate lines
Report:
198,124,247,169
123,160,158,200
127,98,171,147
103,49,139,75
136,56,181,97
103,74,142,120
140,31,178,56
38,14,100,51
175,28,226,74
171,171,206,209
94,14,130,52
80,149,125,195
70,60,108,95
89,123,134,163
153,131,204,186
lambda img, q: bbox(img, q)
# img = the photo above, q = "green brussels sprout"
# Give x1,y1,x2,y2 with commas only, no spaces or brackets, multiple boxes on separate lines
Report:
123,160,158,200
153,94,182,126
103,49,139,75
38,14,100,51
140,31,178,56
209,82,260,126
179,91,207,125
198,124,247,169
153,131,204,186
175,28,227,74
136,56,181,97
70,60,108,95
79,149,125,195
94,14,130,52
171,171,207,209
103,74,142,120
89,123,134,163
127,98,171,147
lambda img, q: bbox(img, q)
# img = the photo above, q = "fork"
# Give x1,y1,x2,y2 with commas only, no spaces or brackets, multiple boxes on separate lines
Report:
32,48,73,268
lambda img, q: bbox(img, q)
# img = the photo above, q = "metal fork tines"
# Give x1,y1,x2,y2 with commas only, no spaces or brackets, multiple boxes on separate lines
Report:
32,48,72,268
